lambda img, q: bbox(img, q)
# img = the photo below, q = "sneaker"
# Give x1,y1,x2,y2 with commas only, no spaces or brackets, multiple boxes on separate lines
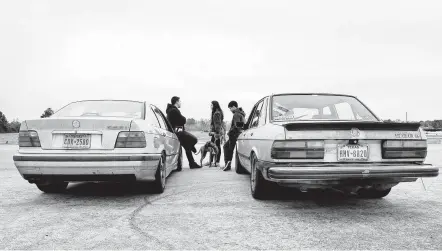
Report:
222,161,232,171
190,162,202,169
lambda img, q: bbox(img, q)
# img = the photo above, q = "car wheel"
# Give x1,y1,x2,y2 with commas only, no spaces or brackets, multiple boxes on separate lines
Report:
250,153,274,200
176,147,183,172
357,188,391,199
235,146,247,174
36,182,68,193
152,154,166,194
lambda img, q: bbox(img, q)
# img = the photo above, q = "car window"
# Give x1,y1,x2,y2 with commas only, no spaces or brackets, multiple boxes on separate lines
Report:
146,106,161,128
258,98,268,126
152,108,167,130
155,108,174,132
250,100,264,128
52,100,143,118
323,106,332,115
335,102,355,120
245,106,258,129
272,94,378,121
152,107,174,132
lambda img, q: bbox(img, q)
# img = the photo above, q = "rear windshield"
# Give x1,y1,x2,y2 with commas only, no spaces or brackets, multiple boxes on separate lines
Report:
272,95,378,122
52,100,143,119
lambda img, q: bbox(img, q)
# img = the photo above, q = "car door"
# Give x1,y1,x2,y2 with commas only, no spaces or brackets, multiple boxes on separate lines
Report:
250,97,270,161
236,104,258,169
151,106,180,174
239,98,266,170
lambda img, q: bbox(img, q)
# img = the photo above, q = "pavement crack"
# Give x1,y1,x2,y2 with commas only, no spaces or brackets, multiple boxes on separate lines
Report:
128,189,194,249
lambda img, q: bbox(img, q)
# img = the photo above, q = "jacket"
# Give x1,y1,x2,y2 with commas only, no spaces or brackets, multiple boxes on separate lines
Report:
166,104,186,130
228,108,246,138
210,110,224,135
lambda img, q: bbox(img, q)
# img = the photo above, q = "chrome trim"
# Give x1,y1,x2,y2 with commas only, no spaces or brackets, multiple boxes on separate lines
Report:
255,160,439,182
51,130,103,134
13,154,161,162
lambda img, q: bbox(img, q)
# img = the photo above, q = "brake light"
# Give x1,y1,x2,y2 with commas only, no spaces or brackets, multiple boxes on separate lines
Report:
271,140,324,159
115,131,146,148
19,131,41,147
382,140,427,159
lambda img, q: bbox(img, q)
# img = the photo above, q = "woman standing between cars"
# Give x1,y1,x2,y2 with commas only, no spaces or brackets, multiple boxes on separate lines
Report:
208,101,224,167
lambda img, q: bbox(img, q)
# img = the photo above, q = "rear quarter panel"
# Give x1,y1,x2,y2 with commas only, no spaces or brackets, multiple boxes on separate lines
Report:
238,124,285,170
131,119,180,173
252,124,285,161
130,119,166,154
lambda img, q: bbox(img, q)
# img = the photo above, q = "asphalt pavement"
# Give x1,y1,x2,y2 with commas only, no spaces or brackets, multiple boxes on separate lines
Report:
0,144,441,250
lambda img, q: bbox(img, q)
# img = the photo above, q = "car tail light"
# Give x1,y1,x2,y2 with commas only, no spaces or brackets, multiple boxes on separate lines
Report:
382,140,427,159
19,131,41,147
271,140,324,159
115,131,146,148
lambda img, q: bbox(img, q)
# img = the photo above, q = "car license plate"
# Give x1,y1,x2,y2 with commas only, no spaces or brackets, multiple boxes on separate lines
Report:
337,144,369,161
63,134,91,149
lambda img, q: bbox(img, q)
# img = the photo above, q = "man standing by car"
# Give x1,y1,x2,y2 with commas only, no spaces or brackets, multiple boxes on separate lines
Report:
166,96,201,169
222,101,246,171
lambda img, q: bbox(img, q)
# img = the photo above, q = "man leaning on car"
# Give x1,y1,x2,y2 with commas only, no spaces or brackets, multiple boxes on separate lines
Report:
166,96,202,169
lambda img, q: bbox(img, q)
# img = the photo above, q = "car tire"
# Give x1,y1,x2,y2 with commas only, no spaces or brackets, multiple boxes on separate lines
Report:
235,147,247,174
357,188,391,199
36,182,68,193
176,147,183,172
152,154,166,194
250,153,275,200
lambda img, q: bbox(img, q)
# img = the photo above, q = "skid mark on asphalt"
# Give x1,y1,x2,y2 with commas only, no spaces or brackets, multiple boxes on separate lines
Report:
128,180,244,249
128,188,201,249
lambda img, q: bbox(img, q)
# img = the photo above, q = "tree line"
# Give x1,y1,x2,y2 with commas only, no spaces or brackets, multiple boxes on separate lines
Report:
0,108,440,133
384,119,442,129
185,118,229,132
0,108,54,133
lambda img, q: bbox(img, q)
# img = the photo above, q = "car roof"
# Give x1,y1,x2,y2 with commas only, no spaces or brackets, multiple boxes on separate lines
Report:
53,100,151,115
271,93,357,98
269,93,362,109
68,99,145,104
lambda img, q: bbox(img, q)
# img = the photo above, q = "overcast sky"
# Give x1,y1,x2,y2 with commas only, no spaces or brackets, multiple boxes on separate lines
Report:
0,0,441,122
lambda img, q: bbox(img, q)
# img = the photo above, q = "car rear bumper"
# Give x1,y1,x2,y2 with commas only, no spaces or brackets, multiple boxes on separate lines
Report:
257,161,439,184
13,153,162,182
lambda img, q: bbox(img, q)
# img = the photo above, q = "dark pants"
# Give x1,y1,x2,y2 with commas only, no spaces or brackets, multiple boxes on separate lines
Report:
184,147,195,165
223,135,238,163
210,135,221,163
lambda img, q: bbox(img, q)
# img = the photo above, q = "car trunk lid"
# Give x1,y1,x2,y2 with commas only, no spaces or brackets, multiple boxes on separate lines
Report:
279,121,425,163
25,117,133,150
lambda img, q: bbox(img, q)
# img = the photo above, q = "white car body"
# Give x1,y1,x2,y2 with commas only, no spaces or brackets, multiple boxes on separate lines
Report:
235,93,439,199
13,100,182,193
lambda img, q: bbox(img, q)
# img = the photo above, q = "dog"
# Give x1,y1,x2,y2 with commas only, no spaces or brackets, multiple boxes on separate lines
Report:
195,141,219,167
210,131,226,145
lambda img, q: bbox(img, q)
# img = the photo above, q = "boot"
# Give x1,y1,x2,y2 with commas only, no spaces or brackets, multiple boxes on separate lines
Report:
222,161,232,171
190,162,202,169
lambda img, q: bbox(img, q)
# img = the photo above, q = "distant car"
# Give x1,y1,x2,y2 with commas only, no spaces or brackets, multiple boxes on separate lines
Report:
235,93,439,199
13,100,182,194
